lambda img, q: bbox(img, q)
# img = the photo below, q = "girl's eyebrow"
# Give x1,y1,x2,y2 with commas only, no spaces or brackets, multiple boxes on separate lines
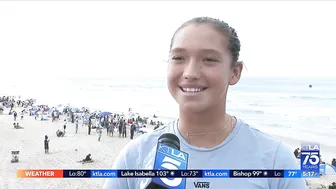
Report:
170,47,187,53
171,47,221,56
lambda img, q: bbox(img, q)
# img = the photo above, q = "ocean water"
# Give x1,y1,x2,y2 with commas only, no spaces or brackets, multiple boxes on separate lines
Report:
2,77,336,147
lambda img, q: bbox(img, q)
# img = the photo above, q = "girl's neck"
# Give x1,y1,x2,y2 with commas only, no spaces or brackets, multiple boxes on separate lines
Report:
178,105,235,148
179,106,226,133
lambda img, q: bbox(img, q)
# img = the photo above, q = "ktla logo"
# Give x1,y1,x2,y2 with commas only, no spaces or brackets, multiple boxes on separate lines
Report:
160,156,182,186
301,144,320,166
157,143,188,187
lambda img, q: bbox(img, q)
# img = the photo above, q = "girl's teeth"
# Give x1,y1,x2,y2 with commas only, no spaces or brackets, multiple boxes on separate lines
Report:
182,88,202,92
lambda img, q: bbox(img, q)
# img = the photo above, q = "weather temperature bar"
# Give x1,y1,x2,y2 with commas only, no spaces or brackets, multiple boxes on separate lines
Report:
16,169,303,178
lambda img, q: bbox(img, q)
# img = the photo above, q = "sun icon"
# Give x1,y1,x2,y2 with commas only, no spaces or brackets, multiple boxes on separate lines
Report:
170,171,175,176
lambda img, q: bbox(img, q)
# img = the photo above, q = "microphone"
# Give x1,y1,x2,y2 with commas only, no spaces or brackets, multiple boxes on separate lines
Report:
145,133,189,189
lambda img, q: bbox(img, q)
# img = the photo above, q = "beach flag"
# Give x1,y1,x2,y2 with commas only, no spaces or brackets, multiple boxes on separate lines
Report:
320,164,326,174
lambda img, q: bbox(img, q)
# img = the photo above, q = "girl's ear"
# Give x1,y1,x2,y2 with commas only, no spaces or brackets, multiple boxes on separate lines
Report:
229,61,243,85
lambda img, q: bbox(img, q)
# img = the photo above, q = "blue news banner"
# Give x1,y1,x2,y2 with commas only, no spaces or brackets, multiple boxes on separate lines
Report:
61,169,303,178
60,143,322,179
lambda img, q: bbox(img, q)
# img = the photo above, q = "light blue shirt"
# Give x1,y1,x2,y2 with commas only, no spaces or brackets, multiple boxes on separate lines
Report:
103,119,307,189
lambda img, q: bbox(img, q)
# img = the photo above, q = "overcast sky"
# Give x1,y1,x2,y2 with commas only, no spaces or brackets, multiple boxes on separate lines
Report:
0,1,335,80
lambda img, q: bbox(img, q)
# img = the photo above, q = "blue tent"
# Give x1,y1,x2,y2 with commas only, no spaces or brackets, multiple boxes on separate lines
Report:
320,163,336,175
100,112,112,117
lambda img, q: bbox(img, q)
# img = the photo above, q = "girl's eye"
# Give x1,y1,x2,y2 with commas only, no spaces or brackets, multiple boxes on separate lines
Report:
204,58,217,62
172,56,184,61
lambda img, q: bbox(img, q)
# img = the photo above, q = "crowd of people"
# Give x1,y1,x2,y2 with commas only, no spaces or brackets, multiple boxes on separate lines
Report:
61,107,164,142
1,95,163,159
0,96,35,110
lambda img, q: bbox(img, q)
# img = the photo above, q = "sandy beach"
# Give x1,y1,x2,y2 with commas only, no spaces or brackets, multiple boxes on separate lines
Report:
0,109,335,189
0,110,131,189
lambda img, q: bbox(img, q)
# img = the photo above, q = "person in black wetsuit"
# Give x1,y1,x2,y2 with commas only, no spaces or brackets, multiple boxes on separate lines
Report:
63,119,67,133
13,111,17,121
83,154,92,162
130,123,136,140
332,158,336,167
88,116,92,135
44,135,50,154
293,148,300,159
56,130,64,137
122,120,127,138
71,111,75,123
118,120,122,137
88,123,91,135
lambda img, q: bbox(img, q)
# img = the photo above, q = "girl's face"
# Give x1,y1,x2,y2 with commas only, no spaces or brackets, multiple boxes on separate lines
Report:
168,23,241,113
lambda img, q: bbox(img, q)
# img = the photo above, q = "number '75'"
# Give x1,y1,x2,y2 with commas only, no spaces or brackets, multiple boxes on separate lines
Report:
301,152,319,165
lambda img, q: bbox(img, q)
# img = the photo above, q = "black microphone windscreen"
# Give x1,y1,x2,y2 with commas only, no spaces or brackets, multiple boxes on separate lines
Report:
158,133,180,150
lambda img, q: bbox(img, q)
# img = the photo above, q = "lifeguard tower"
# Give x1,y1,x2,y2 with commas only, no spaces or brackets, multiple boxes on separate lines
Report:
11,151,20,163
